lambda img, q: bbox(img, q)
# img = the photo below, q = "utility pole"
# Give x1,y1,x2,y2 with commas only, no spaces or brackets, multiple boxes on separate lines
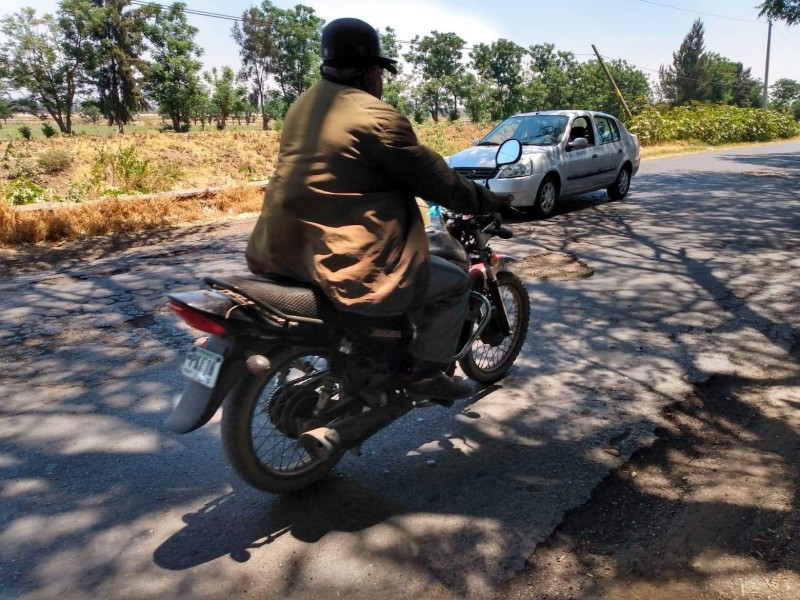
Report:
763,19,772,109
592,44,633,119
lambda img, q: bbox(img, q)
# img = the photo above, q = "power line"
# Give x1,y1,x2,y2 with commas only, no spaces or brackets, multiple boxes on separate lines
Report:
131,0,796,77
773,24,800,55
633,0,762,23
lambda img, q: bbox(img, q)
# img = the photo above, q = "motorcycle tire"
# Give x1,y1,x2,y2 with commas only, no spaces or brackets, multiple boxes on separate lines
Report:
459,271,530,383
221,346,345,493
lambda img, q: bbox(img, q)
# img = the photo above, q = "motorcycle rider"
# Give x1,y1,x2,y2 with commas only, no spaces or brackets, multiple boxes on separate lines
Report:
245,17,511,399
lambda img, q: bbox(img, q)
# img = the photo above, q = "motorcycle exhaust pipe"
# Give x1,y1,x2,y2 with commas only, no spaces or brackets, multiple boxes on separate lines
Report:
300,400,414,461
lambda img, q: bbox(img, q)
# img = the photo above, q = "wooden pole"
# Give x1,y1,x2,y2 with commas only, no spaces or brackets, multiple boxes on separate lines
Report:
763,20,772,109
591,44,633,119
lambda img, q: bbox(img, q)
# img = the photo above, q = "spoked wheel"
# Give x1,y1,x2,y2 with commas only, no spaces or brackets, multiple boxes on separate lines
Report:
459,272,530,383
221,347,346,493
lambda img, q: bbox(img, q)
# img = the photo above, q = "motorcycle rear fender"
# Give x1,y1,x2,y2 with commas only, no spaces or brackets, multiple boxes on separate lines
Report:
165,335,250,434
168,290,254,323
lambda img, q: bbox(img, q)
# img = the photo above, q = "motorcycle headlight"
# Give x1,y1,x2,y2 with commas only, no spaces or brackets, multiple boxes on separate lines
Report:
498,160,532,179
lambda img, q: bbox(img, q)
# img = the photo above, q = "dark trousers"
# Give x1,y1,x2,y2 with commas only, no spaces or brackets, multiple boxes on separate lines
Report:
408,255,470,364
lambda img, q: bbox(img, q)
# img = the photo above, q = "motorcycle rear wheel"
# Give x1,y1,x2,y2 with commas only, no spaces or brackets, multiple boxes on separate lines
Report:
221,347,345,493
459,271,530,383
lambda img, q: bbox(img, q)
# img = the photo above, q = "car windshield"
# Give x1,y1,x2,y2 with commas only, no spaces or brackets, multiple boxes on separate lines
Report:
478,115,569,146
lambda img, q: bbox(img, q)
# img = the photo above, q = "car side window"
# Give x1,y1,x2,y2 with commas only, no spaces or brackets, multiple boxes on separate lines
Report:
596,116,621,144
568,116,595,146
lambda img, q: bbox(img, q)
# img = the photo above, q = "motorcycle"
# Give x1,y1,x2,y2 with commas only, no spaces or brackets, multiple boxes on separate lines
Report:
165,139,531,493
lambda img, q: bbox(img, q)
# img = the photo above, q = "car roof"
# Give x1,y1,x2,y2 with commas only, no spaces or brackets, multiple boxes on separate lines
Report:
510,109,617,120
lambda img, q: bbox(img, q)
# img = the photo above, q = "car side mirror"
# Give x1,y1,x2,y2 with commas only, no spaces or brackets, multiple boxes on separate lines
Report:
567,138,590,151
496,138,522,166
471,139,480,146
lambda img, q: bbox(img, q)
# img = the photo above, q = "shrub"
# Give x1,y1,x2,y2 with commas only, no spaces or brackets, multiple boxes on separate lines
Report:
5,178,46,205
41,123,57,138
38,149,74,174
87,144,181,195
628,104,800,146
18,125,32,140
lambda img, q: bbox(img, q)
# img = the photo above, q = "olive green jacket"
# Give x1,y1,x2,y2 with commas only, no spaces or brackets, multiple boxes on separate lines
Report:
245,79,497,316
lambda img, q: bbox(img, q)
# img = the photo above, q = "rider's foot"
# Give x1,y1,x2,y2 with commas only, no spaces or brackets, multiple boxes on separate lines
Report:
406,361,474,401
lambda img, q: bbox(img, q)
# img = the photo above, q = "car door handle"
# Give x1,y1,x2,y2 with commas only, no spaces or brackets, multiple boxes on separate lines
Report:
592,154,598,159
618,149,623,154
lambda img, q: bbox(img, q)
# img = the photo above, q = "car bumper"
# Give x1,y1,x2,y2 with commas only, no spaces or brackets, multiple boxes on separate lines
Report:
479,173,547,209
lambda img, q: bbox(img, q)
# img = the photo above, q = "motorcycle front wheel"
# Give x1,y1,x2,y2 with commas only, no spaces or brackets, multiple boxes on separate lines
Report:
221,347,345,493
459,271,530,383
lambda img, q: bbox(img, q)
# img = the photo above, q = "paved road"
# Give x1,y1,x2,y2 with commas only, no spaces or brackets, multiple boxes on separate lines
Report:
2,141,799,599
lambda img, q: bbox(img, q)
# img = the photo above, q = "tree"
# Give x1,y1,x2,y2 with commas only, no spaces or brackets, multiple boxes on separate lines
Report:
232,6,276,129
204,66,247,130
189,87,212,130
659,18,709,105
79,99,102,124
523,44,582,111
771,78,800,107
379,27,412,117
90,0,157,132
730,62,763,108
0,97,13,125
470,39,525,120
269,3,324,106
0,4,94,134
460,72,492,122
574,59,652,117
404,31,466,121
145,2,203,132
759,1,800,24
770,78,800,118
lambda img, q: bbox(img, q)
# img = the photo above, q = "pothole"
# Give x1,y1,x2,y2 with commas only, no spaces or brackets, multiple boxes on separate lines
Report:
510,252,594,281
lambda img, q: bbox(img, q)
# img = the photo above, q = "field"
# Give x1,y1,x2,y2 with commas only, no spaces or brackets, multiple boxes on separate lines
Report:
1,114,797,245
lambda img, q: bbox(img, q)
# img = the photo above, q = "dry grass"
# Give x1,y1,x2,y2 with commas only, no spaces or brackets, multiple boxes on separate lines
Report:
0,129,282,199
3,121,796,247
0,185,263,245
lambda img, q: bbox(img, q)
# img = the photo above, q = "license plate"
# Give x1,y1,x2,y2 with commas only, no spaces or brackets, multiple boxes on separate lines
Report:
181,346,223,388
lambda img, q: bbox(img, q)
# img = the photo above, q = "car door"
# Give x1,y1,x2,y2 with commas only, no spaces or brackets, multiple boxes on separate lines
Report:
561,115,601,195
593,115,625,185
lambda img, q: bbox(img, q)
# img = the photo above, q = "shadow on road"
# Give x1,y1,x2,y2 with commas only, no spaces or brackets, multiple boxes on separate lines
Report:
2,147,800,598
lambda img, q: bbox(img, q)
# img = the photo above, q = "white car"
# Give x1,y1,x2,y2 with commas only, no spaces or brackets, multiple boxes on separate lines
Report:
447,110,640,218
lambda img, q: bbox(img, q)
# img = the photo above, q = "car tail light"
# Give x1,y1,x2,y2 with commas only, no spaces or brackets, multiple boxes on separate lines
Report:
169,302,228,336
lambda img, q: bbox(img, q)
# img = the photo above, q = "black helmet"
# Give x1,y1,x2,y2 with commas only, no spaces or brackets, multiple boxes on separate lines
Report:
321,18,398,75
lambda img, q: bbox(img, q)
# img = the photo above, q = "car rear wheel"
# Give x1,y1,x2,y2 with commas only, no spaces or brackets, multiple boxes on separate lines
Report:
607,165,631,200
532,175,559,218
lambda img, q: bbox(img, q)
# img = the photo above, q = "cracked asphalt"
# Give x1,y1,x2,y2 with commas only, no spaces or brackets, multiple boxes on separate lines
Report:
1,140,799,599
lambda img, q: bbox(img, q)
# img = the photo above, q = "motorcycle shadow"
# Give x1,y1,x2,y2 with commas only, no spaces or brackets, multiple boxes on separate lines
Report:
153,477,402,569
154,386,502,570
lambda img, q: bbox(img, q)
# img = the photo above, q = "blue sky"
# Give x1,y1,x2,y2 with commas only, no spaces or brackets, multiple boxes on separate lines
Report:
4,0,800,89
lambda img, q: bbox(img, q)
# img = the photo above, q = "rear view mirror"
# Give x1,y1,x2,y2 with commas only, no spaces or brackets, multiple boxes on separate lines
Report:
567,137,590,151
496,139,522,166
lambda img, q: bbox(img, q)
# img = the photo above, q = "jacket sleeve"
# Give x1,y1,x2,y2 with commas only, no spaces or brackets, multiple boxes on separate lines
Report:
362,103,498,215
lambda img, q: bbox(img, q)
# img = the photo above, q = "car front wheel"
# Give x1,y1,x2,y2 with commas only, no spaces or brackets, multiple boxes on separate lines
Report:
532,176,559,218
607,166,631,200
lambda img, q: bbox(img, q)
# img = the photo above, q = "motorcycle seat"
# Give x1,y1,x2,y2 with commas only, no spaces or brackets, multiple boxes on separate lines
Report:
205,274,337,322
205,275,415,340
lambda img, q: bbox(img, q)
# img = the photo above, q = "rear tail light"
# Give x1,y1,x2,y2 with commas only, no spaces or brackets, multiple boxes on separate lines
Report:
169,302,228,336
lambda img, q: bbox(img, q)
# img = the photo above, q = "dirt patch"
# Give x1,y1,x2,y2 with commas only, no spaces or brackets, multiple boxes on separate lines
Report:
498,367,800,600
511,252,595,281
